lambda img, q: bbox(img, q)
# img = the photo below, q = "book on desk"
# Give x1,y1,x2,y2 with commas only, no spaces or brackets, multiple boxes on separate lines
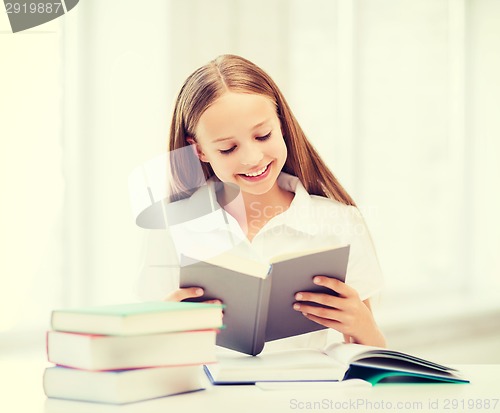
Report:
204,343,470,385
50,301,223,336
44,301,224,404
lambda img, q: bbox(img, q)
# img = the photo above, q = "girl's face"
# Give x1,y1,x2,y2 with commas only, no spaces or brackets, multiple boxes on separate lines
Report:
191,92,287,196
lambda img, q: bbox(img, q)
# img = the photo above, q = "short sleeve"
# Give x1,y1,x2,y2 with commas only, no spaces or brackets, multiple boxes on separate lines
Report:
136,229,180,301
343,206,384,301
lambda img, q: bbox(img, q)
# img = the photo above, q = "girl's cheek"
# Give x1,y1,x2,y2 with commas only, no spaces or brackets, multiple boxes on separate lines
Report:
271,137,288,155
214,155,237,174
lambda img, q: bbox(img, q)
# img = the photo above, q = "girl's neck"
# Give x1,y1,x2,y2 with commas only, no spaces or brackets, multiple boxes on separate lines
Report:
217,181,294,241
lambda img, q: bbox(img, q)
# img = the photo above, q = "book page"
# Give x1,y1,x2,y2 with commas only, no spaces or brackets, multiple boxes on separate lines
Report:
324,343,382,364
217,348,344,370
208,348,347,382
203,252,271,278
269,244,347,264
324,343,458,376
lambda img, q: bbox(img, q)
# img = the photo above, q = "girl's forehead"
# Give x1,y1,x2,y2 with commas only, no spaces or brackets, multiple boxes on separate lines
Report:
195,92,278,141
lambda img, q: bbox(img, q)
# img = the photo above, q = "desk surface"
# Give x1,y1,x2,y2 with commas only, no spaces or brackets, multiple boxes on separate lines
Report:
2,356,499,413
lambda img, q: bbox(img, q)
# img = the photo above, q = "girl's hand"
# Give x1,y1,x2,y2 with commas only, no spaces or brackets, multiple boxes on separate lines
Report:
165,287,222,305
293,276,386,348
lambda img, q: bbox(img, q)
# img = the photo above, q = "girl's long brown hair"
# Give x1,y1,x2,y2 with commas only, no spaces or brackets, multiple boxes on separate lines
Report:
168,54,356,206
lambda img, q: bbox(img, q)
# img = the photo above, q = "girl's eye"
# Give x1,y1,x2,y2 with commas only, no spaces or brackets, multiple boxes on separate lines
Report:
218,132,271,155
256,132,271,141
219,146,236,155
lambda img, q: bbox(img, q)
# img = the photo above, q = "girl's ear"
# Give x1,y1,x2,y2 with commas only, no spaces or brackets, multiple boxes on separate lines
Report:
186,137,209,163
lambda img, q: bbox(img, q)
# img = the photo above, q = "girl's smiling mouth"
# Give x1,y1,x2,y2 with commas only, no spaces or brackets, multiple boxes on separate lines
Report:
238,162,272,181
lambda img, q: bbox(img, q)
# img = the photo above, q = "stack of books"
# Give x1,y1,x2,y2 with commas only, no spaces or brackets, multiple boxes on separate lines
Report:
43,301,224,404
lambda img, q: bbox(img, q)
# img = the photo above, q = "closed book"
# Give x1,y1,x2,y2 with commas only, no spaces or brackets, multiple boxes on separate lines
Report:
50,301,223,336
43,364,204,404
47,329,217,371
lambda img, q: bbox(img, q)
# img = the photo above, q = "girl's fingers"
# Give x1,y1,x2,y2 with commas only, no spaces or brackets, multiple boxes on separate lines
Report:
293,302,344,322
165,287,204,302
294,292,345,309
312,276,358,298
302,313,345,332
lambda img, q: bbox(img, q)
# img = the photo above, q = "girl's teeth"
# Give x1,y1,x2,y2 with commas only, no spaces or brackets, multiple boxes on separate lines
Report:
245,165,267,177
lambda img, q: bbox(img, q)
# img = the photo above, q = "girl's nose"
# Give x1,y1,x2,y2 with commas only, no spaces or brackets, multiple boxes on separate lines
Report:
240,145,264,166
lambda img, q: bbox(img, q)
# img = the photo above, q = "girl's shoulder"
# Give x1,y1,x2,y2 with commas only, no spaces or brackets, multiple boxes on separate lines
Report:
308,194,360,220
309,193,354,210
283,173,362,224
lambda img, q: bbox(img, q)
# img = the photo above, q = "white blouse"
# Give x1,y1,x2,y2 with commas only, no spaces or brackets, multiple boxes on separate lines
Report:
137,172,384,352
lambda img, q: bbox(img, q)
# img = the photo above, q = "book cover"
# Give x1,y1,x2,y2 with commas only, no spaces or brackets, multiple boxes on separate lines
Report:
51,301,224,336
180,245,350,355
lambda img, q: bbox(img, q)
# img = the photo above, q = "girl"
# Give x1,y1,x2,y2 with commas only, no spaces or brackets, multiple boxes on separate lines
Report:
144,54,385,349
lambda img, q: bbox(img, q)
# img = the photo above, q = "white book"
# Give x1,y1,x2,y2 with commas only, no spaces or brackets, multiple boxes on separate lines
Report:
44,365,204,404
205,343,470,385
47,329,217,371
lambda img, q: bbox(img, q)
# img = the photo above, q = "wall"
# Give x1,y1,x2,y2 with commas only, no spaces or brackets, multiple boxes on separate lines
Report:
1,1,499,360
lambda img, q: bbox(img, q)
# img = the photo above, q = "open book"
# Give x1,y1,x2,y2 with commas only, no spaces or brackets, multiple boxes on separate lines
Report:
180,245,350,355
204,343,470,385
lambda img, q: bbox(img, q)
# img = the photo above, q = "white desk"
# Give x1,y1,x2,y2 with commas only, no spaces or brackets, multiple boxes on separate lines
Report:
2,357,499,413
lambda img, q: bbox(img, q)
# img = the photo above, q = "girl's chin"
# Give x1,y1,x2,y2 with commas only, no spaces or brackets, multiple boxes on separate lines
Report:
237,177,281,197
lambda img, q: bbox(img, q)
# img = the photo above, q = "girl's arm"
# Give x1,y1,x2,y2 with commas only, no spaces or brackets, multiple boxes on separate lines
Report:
293,276,386,348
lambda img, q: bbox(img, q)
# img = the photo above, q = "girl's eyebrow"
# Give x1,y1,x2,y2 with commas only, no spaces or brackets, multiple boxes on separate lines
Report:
251,119,270,130
212,136,233,143
211,120,271,143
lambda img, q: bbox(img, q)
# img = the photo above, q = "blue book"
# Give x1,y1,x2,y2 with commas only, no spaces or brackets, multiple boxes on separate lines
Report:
51,301,224,336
